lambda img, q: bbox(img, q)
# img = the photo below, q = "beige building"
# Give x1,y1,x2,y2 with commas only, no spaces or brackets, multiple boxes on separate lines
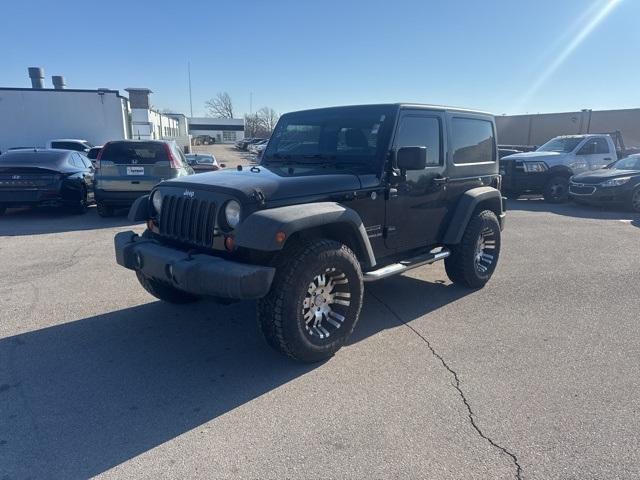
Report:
496,108,640,148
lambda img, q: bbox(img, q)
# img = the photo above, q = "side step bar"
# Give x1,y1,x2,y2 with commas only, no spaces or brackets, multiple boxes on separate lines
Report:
363,248,450,282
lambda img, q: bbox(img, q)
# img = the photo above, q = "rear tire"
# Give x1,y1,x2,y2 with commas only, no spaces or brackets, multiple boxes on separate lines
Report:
96,201,114,217
445,210,501,289
70,186,89,214
630,187,640,213
135,271,201,304
257,238,364,363
543,176,569,203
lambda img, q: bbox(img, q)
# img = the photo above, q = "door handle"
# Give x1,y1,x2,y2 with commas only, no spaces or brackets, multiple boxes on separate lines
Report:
603,157,612,161
432,176,449,186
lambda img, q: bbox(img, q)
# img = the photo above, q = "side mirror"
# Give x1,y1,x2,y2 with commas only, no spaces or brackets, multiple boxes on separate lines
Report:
396,146,427,171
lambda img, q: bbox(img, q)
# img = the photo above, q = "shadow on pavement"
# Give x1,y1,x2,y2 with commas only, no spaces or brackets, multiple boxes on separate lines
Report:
0,275,470,479
0,206,139,236
507,197,640,226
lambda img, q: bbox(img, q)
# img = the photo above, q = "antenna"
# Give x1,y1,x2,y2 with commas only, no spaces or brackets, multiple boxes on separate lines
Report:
188,61,193,117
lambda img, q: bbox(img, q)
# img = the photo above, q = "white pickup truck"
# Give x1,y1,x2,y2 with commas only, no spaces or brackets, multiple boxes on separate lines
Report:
500,134,618,202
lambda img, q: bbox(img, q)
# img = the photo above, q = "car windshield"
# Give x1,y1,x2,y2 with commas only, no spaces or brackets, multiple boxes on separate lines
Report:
537,137,583,153
612,155,640,170
262,105,396,171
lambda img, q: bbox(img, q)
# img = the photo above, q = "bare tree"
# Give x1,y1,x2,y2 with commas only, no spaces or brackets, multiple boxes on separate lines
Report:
244,107,280,138
205,92,234,118
256,107,279,133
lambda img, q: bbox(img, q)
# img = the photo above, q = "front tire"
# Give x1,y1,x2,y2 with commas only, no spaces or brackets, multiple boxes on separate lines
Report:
96,201,114,217
135,271,201,304
257,239,364,363
543,176,569,203
445,210,501,289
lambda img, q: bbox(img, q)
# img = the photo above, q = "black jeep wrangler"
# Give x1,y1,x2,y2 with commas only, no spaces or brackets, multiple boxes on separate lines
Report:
115,104,505,362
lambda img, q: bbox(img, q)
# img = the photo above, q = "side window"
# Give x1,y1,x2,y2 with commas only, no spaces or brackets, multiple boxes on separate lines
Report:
594,138,610,154
451,118,495,164
394,116,441,166
80,155,92,168
70,153,83,168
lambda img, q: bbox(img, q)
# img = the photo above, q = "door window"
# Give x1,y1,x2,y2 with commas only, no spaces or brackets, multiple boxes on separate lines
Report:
394,116,441,166
578,138,609,155
451,118,495,164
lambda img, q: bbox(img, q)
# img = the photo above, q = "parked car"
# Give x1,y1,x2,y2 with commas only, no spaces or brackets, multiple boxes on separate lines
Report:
46,139,94,154
236,138,266,151
115,103,505,362
86,146,102,167
569,154,640,212
192,135,216,146
0,149,94,215
248,139,268,154
94,140,192,217
500,134,618,202
185,153,221,172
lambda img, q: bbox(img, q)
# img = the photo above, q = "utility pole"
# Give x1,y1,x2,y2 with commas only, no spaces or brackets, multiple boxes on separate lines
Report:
188,61,193,117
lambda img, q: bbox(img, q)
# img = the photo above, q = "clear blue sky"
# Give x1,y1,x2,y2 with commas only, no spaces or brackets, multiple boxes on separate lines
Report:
1,0,637,117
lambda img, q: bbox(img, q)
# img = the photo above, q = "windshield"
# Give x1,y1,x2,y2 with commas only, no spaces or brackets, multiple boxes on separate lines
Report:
262,105,396,171
612,155,640,170
537,137,583,153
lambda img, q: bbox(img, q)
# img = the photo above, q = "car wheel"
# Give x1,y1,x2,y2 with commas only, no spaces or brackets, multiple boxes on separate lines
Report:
70,186,89,214
96,201,114,217
631,187,640,213
135,271,201,304
257,238,364,363
445,209,501,289
543,176,569,203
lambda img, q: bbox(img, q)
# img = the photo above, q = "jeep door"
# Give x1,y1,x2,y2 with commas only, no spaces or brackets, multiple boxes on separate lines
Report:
576,137,615,170
385,110,448,250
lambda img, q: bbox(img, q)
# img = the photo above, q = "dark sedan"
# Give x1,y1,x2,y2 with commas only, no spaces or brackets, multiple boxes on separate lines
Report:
569,154,640,212
0,149,95,215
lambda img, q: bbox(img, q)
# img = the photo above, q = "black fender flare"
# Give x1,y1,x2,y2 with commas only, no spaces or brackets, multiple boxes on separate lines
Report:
235,202,376,268
128,195,150,222
442,187,503,245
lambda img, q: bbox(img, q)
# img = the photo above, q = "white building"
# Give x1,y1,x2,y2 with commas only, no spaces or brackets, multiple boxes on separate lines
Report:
0,68,189,153
188,117,245,144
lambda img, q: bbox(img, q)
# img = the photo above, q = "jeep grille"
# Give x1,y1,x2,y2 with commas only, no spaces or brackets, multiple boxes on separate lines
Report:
159,194,217,247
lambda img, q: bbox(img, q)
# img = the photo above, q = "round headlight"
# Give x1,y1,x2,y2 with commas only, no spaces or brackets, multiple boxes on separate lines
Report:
151,190,163,215
224,200,241,229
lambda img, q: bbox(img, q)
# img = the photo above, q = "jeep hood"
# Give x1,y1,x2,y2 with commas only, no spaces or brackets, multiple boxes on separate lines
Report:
502,151,570,161
572,168,640,184
163,165,362,203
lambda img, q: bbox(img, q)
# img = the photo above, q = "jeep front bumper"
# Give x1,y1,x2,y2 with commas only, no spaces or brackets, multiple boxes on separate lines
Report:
115,231,276,300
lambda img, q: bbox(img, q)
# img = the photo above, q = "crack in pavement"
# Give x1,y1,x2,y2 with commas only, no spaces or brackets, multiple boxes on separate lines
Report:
369,291,523,480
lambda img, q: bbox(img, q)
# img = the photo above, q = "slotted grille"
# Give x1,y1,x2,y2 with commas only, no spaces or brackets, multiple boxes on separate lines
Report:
159,195,217,247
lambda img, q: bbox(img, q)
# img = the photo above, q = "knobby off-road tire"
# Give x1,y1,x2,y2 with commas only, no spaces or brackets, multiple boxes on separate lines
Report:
445,210,501,289
135,270,201,304
543,176,569,203
257,238,364,363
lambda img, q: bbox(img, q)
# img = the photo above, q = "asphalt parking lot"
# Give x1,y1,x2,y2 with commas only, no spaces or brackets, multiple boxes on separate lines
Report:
1,199,639,479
